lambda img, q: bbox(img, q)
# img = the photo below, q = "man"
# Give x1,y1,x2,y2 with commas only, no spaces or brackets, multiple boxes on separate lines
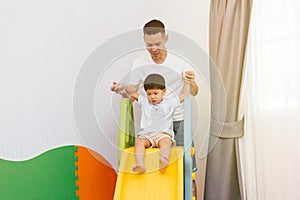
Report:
111,19,198,171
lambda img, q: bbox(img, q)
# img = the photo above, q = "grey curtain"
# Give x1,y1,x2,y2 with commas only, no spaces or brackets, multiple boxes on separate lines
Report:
204,0,252,200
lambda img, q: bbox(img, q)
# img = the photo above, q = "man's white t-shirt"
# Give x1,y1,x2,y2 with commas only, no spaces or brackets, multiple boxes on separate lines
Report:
137,95,180,138
129,52,191,121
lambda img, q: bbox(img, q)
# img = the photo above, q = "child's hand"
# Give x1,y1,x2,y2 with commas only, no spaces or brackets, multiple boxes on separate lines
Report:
110,82,119,92
110,82,129,98
183,71,195,84
111,83,139,100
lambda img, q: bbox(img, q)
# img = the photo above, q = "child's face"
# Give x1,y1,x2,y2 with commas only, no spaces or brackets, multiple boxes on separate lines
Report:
146,88,166,105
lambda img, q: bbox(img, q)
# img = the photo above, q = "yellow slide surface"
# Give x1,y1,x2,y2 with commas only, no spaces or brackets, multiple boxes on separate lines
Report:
114,147,184,200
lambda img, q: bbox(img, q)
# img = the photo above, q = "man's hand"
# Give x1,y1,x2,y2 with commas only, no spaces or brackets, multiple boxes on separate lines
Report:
125,85,139,101
183,71,196,84
125,85,138,95
110,82,140,100
110,82,120,92
110,82,129,98
183,71,198,96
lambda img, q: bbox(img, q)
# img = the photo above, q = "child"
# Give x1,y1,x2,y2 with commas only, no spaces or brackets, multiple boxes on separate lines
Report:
128,73,189,173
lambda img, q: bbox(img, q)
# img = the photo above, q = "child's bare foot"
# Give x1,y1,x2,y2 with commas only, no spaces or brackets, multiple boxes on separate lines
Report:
159,157,170,172
132,164,146,173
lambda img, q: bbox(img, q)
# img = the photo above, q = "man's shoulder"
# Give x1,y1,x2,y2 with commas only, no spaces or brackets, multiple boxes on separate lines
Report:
165,53,188,65
133,54,152,67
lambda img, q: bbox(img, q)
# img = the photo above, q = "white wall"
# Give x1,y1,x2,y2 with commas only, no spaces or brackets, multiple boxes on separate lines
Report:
0,0,209,174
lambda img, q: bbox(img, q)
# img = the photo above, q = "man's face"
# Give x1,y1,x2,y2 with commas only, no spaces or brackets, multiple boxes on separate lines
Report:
146,88,166,105
144,32,168,60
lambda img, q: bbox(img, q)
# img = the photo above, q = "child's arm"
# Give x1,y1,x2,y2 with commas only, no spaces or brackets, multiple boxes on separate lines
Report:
128,90,140,101
110,82,129,98
179,71,199,102
111,82,139,100
179,81,190,102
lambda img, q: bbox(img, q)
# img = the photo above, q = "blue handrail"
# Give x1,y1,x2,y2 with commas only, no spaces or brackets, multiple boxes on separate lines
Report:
184,97,192,200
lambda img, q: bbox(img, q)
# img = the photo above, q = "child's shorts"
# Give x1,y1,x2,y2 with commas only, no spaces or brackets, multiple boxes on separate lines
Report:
137,131,176,148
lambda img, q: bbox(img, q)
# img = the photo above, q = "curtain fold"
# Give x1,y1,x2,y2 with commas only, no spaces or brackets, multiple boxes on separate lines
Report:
204,0,252,199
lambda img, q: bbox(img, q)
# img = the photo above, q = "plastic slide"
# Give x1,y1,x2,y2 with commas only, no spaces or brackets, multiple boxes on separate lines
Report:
118,98,135,162
113,146,184,200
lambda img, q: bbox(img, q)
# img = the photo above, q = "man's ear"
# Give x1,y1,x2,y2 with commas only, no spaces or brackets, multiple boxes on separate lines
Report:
164,34,169,43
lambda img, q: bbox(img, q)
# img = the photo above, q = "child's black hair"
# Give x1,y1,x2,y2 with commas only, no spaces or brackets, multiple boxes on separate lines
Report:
143,74,166,91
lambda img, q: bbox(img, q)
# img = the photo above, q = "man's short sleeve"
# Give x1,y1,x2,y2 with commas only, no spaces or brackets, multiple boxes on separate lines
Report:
129,60,142,86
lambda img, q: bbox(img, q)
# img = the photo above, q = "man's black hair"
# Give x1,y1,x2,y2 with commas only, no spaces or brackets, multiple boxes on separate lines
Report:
143,19,165,35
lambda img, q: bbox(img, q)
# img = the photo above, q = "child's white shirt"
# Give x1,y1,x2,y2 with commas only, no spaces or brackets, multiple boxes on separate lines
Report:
137,94,180,138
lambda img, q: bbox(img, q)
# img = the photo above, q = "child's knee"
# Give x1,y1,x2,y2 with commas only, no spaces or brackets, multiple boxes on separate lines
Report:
135,137,150,147
159,137,172,147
